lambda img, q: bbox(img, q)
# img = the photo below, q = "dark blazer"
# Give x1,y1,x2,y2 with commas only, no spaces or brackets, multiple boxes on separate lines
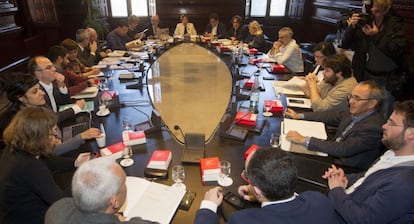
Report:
304,110,384,169
204,22,227,39
39,84,75,123
0,150,68,224
329,164,414,223
244,34,266,53
194,191,339,224
76,45,96,67
227,25,248,41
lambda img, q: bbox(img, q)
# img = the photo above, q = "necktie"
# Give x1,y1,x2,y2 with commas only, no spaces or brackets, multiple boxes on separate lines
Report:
335,120,355,142
184,26,187,34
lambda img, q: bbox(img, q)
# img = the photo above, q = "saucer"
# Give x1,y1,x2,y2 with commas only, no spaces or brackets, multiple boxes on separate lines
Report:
96,109,110,117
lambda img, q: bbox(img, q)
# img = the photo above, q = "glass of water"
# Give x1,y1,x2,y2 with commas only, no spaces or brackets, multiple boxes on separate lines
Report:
218,160,233,187
270,133,280,148
172,165,186,190
120,146,134,167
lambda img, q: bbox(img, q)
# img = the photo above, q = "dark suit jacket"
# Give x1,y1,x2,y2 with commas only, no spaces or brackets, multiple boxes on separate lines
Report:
76,45,96,67
304,110,384,169
204,22,227,39
329,164,414,223
194,191,339,224
244,34,266,53
227,25,248,41
39,84,75,123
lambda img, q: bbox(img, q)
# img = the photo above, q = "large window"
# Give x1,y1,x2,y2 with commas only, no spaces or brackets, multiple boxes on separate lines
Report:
110,0,156,17
246,0,287,17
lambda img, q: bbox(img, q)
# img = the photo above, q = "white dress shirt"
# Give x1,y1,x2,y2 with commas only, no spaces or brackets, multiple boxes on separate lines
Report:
39,81,58,112
267,39,304,73
346,150,414,194
174,23,197,37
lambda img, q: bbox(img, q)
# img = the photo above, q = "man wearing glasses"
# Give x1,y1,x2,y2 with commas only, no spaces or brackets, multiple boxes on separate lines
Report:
322,100,414,223
285,81,385,169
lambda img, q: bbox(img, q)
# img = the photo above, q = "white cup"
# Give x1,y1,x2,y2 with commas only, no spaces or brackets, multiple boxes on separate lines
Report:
96,134,106,148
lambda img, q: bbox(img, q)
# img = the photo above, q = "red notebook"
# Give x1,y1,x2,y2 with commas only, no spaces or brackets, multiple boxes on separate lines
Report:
235,111,257,127
264,100,284,113
147,150,172,170
100,142,127,159
123,130,146,146
200,157,220,182
244,78,254,88
244,144,260,159
272,64,287,72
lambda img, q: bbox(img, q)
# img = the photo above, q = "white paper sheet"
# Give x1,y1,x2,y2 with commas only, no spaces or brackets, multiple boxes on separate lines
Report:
280,119,328,157
70,86,99,99
272,81,305,96
123,177,186,224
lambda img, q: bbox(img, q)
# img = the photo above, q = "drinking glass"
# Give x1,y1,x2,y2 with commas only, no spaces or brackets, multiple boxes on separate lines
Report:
172,165,186,190
218,160,233,187
122,119,132,131
120,146,134,167
270,133,280,148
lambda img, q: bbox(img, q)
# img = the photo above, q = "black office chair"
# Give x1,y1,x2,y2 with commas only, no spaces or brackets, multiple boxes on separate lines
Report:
264,39,273,53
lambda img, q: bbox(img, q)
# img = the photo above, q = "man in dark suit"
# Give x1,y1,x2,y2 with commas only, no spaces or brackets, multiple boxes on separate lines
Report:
204,13,226,39
286,81,385,169
227,15,248,41
145,14,161,39
28,56,85,123
75,28,97,67
323,100,414,223
194,148,338,224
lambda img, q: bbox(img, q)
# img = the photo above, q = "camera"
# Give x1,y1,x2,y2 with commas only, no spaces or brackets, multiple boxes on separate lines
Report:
337,10,373,29
355,13,373,28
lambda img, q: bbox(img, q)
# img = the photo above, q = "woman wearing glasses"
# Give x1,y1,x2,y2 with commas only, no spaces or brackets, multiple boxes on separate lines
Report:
0,72,100,156
0,107,70,223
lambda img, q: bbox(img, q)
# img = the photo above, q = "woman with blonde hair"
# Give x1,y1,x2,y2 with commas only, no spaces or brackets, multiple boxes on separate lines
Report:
244,20,266,52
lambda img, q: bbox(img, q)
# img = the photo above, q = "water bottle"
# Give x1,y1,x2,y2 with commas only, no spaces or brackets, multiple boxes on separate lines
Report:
250,76,260,108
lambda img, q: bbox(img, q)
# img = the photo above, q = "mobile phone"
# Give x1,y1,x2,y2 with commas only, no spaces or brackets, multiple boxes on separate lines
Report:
223,192,245,209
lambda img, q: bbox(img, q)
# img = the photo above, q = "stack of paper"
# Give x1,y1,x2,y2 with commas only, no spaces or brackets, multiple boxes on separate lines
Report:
123,177,186,224
280,118,328,157
71,86,99,99
272,81,305,96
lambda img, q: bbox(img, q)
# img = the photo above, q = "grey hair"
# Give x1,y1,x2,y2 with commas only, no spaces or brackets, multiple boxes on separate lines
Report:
279,27,293,38
75,29,90,43
72,157,122,213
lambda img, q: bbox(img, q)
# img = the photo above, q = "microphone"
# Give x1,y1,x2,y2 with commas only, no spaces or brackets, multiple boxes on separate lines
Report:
174,125,185,141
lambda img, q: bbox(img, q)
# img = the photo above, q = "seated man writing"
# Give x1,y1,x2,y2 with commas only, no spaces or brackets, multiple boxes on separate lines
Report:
285,81,385,169
301,54,357,112
194,147,338,224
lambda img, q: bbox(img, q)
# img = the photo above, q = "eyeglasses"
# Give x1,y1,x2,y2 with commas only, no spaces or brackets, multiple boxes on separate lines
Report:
385,119,404,127
37,64,55,71
347,94,375,102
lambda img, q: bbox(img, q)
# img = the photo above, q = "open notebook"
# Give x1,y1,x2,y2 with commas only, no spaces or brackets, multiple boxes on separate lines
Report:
121,177,186,224
280,118,328,157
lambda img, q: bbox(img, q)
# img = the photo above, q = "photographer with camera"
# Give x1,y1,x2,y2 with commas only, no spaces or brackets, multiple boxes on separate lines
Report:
341,0,411,118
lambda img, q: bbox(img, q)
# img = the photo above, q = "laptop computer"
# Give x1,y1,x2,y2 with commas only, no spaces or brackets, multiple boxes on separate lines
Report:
62,122,90,141
181,133,205,164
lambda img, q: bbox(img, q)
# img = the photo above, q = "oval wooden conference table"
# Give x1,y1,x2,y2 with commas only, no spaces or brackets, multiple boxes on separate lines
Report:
66,42,354,224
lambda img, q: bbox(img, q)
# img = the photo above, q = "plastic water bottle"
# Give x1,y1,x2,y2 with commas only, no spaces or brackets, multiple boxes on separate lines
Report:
250,76,260,108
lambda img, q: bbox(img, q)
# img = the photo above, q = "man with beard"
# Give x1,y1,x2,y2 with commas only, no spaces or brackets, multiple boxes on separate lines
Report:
300,54,358,112
285,81,385,169
322,100,414,223
47,45,97,96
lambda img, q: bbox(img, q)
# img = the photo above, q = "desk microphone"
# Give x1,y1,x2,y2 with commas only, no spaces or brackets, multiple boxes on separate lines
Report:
174,125,185,141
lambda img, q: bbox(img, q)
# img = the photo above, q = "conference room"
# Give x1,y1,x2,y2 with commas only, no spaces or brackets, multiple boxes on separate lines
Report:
1,0,414,223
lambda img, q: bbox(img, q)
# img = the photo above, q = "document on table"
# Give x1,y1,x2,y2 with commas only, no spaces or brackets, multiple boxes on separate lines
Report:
286,97,311,109
59,100,94,112
123,177,186,224
71,86,99,99
286,76,306,86
280,118,328,157
272,81,305,96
